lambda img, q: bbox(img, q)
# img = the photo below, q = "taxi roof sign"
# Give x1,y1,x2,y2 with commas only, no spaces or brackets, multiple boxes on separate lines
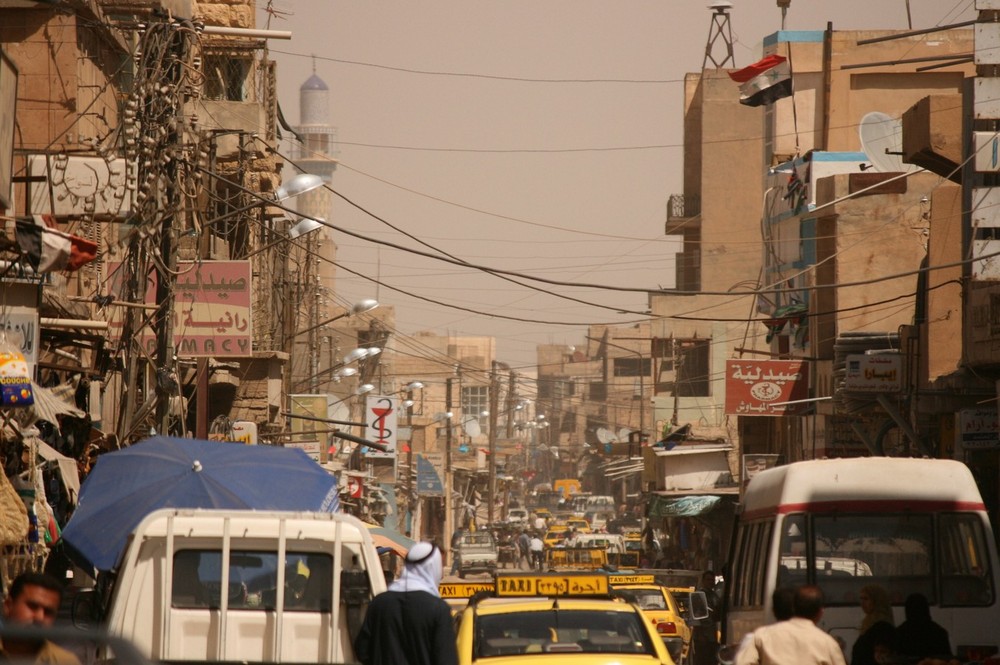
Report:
608,573,656,586
439,582,494,599
495,573,609,598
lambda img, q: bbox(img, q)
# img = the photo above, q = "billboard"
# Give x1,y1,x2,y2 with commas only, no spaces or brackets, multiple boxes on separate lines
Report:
725,359,809,416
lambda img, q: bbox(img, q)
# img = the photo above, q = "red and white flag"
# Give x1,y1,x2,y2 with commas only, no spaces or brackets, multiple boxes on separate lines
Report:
728,54,792,107
15,215,98,273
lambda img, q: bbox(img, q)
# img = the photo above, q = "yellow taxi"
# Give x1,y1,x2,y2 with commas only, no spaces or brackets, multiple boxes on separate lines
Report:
542,524,570,548
440,581,495,617
610,574,694,665
566,517,592,533
454,572,676,665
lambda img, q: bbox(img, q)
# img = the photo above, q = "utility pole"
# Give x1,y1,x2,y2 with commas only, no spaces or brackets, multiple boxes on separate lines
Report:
405,387,414,529
487,362,501,525
504,371,517,438
444,377,454,546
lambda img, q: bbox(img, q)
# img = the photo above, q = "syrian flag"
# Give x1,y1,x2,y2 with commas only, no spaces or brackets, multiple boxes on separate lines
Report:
729,54,792,107
15,215,98,273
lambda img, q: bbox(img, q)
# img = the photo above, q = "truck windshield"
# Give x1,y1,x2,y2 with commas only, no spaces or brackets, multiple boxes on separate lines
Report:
172,549,336,611
777,512,994,607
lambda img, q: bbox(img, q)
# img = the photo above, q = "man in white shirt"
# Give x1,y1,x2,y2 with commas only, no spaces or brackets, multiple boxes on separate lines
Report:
735,585,846,665
529,534,544,570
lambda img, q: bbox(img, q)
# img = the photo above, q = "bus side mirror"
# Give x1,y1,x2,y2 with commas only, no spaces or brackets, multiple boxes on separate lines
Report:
689,590,710,621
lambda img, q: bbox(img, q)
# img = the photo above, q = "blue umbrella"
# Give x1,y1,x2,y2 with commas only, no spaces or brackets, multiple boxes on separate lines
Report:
61,436,340,572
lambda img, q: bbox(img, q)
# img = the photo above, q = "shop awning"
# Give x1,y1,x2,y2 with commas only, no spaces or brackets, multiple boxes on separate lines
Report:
647,494,722,518
34,439,81,505
26,380,86,425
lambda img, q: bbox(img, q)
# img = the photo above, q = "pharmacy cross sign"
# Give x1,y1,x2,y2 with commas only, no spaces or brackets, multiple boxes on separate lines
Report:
364,395,398,458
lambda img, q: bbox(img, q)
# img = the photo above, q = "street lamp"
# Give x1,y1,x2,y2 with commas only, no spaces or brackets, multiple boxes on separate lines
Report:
241,216,325,259
294,298,379,339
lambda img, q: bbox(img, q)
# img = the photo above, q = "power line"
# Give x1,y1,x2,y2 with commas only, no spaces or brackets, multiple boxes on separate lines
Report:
269,48,686,84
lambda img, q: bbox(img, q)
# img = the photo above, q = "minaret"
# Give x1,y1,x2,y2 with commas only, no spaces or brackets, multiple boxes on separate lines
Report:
290,59,340,398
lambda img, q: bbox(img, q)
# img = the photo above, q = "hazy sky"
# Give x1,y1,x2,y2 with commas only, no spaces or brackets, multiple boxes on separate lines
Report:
257,0,975,370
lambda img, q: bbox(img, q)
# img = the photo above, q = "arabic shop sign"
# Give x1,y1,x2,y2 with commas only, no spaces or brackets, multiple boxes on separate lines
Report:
416,452,444,496
844,353,902,393
959,408,1000,450
108,261,252,357
724,359,809,416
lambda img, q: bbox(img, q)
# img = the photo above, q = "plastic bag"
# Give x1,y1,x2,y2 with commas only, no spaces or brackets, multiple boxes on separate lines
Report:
0,336,33,407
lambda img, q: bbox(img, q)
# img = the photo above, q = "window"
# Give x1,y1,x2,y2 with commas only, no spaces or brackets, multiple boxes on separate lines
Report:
730,520,773,609
475,610,654,658
612,357,651,378
462,385,489,430
171,549,339,611
560,412,577,434
676,339,710,397
939,513,994,606
811,514,933,606
203,52,252,102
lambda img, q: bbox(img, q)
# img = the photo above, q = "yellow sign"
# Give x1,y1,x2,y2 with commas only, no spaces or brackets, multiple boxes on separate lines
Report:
439,583,494,599
495,574,609,598
608,574,656,586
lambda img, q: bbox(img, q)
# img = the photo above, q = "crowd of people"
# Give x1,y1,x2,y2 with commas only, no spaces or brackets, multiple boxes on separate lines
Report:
733,582,957,665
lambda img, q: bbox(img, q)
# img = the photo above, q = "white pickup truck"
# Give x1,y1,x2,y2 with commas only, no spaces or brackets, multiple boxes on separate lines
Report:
77,508,386,664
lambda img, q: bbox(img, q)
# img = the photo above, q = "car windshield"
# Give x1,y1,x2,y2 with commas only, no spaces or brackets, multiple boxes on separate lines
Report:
615,589,667,610
475,610,655,658
462,533,495,546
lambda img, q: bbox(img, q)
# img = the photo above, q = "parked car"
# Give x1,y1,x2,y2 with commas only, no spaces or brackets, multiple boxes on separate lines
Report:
506,508,528,524
455,530,498,578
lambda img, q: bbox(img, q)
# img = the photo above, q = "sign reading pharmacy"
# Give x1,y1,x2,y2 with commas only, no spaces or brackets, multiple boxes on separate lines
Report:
724,359,809,416
107,261,252,357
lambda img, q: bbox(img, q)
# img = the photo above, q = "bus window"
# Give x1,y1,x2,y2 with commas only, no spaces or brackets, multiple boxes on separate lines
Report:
939,513,994,607
777,515,807,587
812,514,933,606
731,521,770,609
750,522,772,607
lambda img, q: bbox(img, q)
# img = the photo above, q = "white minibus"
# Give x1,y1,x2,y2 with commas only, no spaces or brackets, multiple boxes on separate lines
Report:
725,458,1000,662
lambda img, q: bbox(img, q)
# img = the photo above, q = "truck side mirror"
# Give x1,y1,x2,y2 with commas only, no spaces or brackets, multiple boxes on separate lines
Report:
689,590,710,621
71,589,101,630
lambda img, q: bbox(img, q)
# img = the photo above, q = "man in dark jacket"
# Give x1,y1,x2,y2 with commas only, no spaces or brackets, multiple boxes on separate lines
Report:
892,593,951,661
354,542,458,665
692,570,720,665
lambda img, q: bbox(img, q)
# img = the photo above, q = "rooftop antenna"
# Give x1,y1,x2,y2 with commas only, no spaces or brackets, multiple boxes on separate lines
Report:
777,0,791,30
703,1,735,69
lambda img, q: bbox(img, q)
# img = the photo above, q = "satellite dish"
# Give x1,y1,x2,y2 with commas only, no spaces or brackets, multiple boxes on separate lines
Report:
859,112,919,174
462,416,481,438
596,428,616,444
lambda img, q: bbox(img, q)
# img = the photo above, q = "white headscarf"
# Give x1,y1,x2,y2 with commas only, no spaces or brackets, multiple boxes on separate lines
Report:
388,541,442,596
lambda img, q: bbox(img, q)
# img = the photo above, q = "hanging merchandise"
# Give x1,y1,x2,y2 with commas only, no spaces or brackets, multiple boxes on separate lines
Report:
0,336,33,407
